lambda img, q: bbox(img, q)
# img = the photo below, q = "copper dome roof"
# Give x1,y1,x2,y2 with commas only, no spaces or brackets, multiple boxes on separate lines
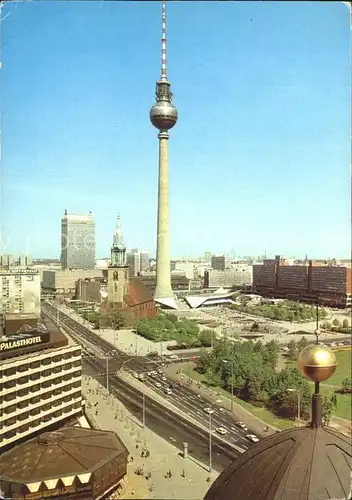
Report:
205,425,352,500
0,427,128,484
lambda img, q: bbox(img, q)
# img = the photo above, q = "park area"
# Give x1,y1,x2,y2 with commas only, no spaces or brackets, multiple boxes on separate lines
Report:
136,314,216,349
167,345,351,429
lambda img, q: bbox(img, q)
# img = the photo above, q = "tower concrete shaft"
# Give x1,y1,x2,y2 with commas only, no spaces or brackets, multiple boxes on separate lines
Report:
155,131,173,300
150,0,178,309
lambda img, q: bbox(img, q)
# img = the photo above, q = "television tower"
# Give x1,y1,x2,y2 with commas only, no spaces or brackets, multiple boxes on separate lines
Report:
150,0,178,309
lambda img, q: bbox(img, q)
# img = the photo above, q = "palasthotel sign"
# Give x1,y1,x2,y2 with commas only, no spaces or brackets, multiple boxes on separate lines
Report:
0,334,48,352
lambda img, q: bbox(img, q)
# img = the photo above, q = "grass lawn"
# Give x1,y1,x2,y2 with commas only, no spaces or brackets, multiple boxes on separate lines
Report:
309,382,351,421
167,362,295,430
326,349,351,386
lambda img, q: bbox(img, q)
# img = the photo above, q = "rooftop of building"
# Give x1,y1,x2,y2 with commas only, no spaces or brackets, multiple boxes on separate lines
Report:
205,425,351,500
0,426,128,486
0,267,40,274
124,277,155,306
0,316,74,363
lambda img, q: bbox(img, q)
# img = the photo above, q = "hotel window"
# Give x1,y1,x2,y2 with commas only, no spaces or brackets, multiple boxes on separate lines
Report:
3,393,16,402
30,372,40,381
4,404,16,414
4,367,16,377
4,380,15,389
18,388,29,397
30,361,40,370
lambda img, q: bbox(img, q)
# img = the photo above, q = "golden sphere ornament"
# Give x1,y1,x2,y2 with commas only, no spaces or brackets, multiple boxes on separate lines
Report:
298,344,337,382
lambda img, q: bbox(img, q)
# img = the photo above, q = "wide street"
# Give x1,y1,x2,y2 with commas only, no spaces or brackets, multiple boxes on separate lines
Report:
42,302,254,471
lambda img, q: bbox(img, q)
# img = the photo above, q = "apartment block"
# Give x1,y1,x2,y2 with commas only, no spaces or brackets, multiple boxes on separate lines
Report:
253,256,352,307
204,266,253,289
0,268,41,327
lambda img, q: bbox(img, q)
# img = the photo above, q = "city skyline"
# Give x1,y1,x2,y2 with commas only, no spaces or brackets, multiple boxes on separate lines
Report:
1,2,350,259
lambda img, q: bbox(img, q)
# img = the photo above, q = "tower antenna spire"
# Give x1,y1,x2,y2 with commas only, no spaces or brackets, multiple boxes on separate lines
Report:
161,0,167,81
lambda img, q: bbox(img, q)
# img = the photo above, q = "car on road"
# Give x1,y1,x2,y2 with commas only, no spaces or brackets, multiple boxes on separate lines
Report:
216,427,227,435
157,369,163,375
155,382,162,388
203,407,214,415
236,421,248,431
219,407,226,413
138,373,145,381
133,372,139,379
164,388,172,395
161,375,167,381
245,434,259,443
147,371,156,376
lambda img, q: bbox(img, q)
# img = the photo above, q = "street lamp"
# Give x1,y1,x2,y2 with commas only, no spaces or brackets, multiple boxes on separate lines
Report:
287,388,301,421
208,410,212,473
141,380,146,428
222,359,234,412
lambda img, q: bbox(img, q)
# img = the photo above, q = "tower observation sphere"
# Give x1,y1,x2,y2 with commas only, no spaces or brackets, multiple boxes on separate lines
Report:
150,96,178,131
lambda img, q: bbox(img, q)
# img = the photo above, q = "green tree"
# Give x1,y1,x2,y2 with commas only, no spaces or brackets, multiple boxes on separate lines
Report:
293,311,301,322
287,340,298,360
341,378,352,394
263,340,280,369
297,336,309,353
342,318,349,329
322,395,336,425
112,312,124,329
205,367,223,387
198,329,215,347
286,309,294,322
332,318,340,328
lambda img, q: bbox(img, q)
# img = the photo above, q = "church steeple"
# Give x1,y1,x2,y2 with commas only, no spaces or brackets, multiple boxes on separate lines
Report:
111,215,126,266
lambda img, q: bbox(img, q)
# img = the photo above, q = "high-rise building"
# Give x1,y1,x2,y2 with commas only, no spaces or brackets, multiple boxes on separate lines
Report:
0,268,41,327
107,216,129,305
0,254,32,267
127,252,141,277
204,252,212,262
150,0,178,309
211,255,228,271
126,250,149,276
0,319,82,450
140,251,150,273
61,210,95,270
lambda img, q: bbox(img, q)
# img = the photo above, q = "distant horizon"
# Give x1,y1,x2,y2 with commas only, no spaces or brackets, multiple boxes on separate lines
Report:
10,253,352,262
1,2,350,258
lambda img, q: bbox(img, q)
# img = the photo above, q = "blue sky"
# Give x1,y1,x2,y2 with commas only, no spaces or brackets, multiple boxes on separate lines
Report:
1,1,350,259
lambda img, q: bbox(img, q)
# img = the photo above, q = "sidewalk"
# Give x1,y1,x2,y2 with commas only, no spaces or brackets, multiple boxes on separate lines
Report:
82,375,219,499
59,304,175,356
